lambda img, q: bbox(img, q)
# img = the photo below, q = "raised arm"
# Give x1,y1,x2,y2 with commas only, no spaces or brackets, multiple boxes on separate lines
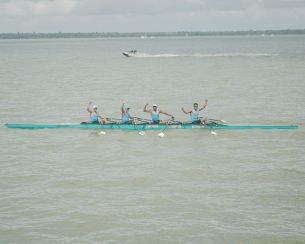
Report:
143,103,150,113
199,99,208,111
121,102,125,114
87,102,93,114
181,107,191,114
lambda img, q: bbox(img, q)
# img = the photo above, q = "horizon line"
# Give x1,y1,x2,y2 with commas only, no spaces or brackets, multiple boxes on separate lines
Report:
1,29,305,39
1,28,305,34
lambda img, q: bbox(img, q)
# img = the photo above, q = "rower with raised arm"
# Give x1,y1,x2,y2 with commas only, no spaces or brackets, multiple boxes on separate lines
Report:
121,101,133,124
143,103,174,124
181,99,208,124
86,102,108,124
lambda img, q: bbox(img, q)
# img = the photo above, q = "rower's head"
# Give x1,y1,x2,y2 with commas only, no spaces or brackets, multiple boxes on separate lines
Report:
93,105,98,111
152,104,158,111
193,103,198,110
126,107,130,112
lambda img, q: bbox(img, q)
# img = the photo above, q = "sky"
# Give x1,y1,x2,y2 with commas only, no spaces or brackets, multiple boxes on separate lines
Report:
0,0,305,33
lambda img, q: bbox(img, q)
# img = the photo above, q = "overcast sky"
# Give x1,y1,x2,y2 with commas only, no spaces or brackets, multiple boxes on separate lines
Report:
0,0,304,33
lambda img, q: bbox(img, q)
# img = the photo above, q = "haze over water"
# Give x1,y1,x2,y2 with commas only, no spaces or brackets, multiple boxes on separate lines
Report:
1,35,305,243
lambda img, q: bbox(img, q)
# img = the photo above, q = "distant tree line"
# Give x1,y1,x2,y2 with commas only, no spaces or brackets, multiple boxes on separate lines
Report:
0,29,305,39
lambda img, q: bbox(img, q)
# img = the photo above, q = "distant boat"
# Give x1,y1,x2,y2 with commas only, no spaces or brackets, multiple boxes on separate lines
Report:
122,50,137,57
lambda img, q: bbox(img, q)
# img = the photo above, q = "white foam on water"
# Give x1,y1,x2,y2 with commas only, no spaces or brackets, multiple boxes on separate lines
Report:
132,52,276,58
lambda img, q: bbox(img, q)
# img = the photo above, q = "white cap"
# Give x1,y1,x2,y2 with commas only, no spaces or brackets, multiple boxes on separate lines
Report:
93,105,98,109
152,104,158,107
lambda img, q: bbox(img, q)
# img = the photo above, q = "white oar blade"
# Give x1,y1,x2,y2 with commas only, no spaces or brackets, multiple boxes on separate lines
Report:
158,132,165,137
99,131,106,135
138,131,145,136
211,131,217,136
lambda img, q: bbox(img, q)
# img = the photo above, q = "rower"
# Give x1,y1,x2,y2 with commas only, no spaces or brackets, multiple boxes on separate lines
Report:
86,102,108,124
181,99,208,124
143,103,174,124
121,102,133,124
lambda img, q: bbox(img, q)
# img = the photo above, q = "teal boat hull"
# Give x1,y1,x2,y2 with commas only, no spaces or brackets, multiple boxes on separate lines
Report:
4,123,299,130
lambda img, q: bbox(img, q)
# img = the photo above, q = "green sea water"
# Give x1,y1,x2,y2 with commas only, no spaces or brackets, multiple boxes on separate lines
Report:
1,35,305,243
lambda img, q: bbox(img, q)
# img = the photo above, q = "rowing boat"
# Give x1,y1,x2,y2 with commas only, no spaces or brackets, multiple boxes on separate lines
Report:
4,123,299,130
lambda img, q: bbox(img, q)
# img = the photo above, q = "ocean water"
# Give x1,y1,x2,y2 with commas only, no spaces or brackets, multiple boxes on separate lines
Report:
0,35,305,243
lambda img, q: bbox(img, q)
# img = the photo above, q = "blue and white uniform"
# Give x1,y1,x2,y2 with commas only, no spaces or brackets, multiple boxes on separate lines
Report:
121,112,130,123
190,109,200,123
90,113,99,123
151,109,160,123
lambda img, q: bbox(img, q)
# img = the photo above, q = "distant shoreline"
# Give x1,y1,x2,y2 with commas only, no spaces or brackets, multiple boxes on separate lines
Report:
0,29,305,39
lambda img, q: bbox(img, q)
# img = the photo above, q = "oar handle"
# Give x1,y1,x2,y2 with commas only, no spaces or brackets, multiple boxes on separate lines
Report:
133,117,152,122
208,118,227,124
105,117,123,124
106,117,121,121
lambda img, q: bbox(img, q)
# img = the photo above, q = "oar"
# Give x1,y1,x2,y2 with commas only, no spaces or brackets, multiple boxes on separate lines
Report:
206,119,225,135
93,111,107,135
99,118,122,134
208,119,225,135
196,117,223,135
106,117,121,123
135,122,146,136
133,118,150,136
208,118,227,124
130,119,146,136
170,120,183,125
157,118,174,137
133,117,152,123
98,117,118,135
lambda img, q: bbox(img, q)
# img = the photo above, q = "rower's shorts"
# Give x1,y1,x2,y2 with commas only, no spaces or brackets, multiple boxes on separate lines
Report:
192,120,201,124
